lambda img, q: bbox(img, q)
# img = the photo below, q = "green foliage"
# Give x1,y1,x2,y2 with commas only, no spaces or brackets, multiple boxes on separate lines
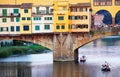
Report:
0,45,50,58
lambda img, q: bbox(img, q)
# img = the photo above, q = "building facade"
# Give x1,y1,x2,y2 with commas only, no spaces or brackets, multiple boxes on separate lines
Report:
32,5,53,33
53,1,70,32
20,3,32,34
91,0,120,25
69,3,91,32
0,5,21,35
2,0,120,35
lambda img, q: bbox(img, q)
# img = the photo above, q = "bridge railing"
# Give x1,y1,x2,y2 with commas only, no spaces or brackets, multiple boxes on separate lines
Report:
90,26,120,36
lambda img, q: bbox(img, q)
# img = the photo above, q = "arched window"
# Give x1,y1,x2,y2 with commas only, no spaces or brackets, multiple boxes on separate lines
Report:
115,11,120,25
96,10,112,25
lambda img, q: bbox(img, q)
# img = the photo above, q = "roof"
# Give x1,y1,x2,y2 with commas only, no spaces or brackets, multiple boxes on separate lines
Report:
0,4,21,8
70,3,91,7
0,3,32,8
21,3,32,8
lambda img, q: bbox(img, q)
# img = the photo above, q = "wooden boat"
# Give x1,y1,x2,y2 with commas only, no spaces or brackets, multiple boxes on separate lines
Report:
80,59,86,62
80,56,86,62
101,65,111,72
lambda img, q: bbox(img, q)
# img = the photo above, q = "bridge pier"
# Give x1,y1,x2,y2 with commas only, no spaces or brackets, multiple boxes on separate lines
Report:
53,33,75,61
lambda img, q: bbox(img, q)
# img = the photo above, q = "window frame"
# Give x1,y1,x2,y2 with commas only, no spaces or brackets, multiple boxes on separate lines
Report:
58,16,64,20
23,25,29,31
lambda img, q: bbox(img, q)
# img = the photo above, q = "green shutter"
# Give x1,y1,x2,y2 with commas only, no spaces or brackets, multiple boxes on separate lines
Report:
46,7,49,14
45,25,50,30
2,9,7,16
16,17,20,22
11,18,14,22
27,17,31,20
14,9,19,13
35,25,40,30
24,9,28,13
2,18,7,22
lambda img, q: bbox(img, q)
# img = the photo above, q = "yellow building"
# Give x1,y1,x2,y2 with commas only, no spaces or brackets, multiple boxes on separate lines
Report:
69,3,91,32
53,1,69,32
91,0,120,25
20,3,32,34
0,0,90,5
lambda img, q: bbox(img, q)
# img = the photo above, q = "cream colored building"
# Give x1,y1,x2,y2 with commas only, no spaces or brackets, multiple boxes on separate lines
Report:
32,5,54,33
0,5,20,35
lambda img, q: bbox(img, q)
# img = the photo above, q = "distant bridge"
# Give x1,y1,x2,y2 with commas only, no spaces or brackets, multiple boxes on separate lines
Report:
0,26,120,62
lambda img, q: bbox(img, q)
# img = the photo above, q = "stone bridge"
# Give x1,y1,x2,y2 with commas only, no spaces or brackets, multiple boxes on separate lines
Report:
0,26,120,62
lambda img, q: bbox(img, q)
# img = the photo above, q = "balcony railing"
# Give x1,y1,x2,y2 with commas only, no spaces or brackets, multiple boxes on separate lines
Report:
0,13,20,17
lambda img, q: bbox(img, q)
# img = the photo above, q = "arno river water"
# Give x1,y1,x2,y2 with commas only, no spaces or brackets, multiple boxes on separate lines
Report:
0,36,120,77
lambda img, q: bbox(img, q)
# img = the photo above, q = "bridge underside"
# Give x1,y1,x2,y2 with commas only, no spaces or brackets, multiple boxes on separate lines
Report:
0,27,119,61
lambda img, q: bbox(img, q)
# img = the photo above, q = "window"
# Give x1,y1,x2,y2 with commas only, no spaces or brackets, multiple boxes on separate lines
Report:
83,15,88,19
46,7,49,14
11,18,14,22
44,25,50,30
1,27,8,31
2,9,7,16
71,25,76,29
34,17,41,21
94,0,112,6
63,6,66,10
44,17,52,20
44,17,47,20
61,25,65,29
27,17,31,20
56,25,60,29
84,25,88,28
2,18,7,22
79,8,83,12
83,8,87,12
36,7,39,13
14,9,19,13
11,26,14,32
115,0,120,5
16,17,20,22
58,16,64,20
106,0,112,5
35,25,40,30
16,26,20,31
50,17,52,20
22,17,26,20
0,27,1,32
75,16,78,20
71,16,75,20
23,25,29,31
24,9,28,13
81,16,83,19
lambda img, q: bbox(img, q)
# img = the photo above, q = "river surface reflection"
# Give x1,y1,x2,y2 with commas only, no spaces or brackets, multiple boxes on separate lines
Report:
0,36,120,77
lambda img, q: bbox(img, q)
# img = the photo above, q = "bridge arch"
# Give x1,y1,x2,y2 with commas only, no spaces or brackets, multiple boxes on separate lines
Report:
96,10,112,25
115,10,120,25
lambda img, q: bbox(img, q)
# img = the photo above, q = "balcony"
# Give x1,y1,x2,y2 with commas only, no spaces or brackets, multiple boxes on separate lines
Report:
0,13,20,17
10,13,20,17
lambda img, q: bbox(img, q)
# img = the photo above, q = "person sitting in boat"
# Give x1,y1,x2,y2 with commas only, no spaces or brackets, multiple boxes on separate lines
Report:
80,56,86,62
102,61,110,68
102,61,109,67
101,61,110,71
